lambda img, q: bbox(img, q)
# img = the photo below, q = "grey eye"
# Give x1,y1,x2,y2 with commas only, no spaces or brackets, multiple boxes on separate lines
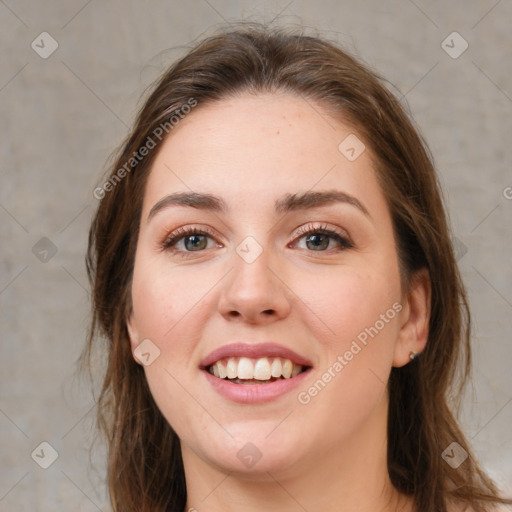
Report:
183,235,208,251
304,233,331,251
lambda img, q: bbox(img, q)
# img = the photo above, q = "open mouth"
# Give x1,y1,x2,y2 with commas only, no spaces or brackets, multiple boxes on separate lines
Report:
206,356,309,385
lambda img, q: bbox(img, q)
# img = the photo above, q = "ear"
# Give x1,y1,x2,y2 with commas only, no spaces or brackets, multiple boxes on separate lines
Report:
126,309,143,365
393,268,431,368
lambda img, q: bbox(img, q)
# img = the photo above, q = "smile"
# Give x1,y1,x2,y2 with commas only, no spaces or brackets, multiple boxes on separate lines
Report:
200,342,313,403
207,356,305,384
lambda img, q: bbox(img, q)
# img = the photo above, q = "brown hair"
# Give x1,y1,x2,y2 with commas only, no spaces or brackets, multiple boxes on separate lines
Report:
83,22,511,512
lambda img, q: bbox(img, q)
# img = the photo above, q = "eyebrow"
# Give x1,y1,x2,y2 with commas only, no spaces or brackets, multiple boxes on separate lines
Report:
147,189,370,221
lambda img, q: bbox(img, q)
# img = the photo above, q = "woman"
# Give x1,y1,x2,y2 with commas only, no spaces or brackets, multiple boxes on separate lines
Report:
84,23,511,512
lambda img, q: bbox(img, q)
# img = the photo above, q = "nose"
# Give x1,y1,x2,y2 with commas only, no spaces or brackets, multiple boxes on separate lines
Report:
217,245,291,324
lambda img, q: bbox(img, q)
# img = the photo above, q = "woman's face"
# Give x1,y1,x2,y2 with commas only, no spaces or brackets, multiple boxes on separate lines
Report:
127,92,419,477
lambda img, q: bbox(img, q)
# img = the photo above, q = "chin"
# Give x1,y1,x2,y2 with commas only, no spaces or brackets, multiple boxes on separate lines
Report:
190,425,305,477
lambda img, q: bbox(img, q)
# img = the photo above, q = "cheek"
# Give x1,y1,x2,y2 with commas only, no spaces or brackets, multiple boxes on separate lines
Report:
293,264,401,353
292,266,401,430
130,262,220,438
130,259,218,342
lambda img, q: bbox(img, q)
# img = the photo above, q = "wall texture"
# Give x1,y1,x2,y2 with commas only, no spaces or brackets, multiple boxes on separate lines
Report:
1,1,511,510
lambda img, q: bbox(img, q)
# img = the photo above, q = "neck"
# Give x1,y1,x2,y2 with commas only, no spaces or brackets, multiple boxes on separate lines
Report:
183,391,413,512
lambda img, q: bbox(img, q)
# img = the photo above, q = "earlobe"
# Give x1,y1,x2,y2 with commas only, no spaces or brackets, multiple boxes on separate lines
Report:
393,268,431,368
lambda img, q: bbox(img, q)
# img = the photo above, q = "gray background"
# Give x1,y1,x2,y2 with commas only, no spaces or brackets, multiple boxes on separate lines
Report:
1,1,511,510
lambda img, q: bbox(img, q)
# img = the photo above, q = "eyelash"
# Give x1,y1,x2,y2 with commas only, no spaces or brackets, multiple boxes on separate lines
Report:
161,223,353,257
294,223,353,251
161,226,219,256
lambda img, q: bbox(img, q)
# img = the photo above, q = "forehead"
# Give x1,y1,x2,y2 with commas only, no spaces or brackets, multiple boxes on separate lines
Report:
141,92,387,219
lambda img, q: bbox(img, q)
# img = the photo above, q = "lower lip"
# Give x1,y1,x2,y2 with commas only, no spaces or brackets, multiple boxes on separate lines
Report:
202,368,312,404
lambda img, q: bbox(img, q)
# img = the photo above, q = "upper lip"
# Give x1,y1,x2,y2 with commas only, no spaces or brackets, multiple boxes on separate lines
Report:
200,342,313,369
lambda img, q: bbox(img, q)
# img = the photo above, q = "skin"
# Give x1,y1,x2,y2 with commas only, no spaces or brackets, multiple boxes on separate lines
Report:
127,92,431,512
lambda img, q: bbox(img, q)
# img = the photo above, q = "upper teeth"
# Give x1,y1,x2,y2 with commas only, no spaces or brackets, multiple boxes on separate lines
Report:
209,357,302,380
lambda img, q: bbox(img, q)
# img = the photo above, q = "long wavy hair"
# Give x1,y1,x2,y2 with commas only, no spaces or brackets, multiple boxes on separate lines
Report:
83,23,511,512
